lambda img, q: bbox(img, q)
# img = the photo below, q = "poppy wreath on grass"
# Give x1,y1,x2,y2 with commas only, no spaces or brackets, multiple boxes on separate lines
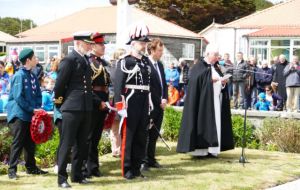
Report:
30,110,53,144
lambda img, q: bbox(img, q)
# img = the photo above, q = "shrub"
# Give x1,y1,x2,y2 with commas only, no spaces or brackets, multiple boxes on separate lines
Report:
231,115,260,149
0,125,12,162
35,128,112,167
257,118,300,153
98,130,112,156
35,127,60,167
162,107,182,141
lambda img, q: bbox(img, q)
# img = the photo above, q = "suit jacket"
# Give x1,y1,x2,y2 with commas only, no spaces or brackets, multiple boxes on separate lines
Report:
149,59,168,119
54,50,100,112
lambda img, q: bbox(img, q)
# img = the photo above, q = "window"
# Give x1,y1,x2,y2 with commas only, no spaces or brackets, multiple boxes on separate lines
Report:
250,47,268,62
35,46,45,63
271,40,290,46
294,40,300,46
48,45,59,59
161,47,177,67
22,46,33,50
270,40,291,61
250,40,268,46
249,40,269,63
0,46,3,52
68,46,74,54
182,43,195,60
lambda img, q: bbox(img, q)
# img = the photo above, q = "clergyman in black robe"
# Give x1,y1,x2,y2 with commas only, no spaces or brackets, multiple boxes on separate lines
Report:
176,50,234,157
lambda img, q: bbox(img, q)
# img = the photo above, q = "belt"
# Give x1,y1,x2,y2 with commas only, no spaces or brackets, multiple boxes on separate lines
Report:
93,86,108,92
125,85,150,91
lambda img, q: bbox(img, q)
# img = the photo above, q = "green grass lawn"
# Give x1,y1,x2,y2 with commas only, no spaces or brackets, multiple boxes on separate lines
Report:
0,142,300,190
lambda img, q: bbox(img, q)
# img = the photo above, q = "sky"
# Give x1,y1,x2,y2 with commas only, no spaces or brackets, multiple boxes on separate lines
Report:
0,0,285,26
0,0,111,25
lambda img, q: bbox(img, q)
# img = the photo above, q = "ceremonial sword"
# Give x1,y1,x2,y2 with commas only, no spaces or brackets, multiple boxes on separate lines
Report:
149,119,172,151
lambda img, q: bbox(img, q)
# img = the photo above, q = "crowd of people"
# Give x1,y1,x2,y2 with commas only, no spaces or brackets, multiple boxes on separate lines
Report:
220,53,300,112
1,50,299,113
164,52,300,112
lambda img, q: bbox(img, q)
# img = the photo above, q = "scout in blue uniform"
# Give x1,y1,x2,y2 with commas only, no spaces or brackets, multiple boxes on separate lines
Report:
7,48,48,180
54,32,102,188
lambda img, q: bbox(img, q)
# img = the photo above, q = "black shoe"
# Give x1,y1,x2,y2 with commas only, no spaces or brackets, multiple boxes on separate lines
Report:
207,153,218,159
8,172,17,180
140,163,150,172
135,173,147,179
89,170,102,177
149,162,162,168
72,178,90,184
124,171,135,180
26,167,48,175
58,181,71,188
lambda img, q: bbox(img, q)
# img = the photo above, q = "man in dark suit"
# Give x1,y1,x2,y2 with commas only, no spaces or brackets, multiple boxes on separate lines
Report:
141,38,168,171
54,31,101,188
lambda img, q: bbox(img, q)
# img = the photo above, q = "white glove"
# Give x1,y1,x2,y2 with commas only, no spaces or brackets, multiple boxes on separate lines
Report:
118,109,127,118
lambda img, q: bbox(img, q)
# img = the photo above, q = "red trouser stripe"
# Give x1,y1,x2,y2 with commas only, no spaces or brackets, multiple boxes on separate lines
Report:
121,118,127,177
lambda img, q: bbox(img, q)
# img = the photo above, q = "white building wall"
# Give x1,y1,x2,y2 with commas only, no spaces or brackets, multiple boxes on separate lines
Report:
202,27,259,62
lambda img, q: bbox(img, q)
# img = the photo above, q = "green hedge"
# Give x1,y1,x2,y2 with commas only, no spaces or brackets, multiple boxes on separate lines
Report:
162,107,182,141
36,128,112,167
0,125,12,162
231,115,260,149
162,107,259,149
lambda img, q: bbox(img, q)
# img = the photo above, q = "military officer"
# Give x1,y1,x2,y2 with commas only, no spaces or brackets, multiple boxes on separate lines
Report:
85,32,111,178
54,31,101,188
114,23,152,180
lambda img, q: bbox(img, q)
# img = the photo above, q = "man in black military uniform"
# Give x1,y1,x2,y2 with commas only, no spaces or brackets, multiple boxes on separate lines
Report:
114,23,151,180
85,33,110,178
141,38,168,171
54,31,101,188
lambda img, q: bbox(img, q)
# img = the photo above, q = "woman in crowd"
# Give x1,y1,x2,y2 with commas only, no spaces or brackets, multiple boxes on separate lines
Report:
265,85,283,111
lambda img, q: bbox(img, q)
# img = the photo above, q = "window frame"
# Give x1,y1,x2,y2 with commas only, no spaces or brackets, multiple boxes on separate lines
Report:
182,43,195,60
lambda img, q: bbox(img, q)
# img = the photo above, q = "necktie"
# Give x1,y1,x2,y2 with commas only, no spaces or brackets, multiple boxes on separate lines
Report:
154,62,163,96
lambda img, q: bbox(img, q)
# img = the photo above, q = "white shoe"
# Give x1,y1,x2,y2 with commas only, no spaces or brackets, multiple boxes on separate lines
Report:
53,165,58,174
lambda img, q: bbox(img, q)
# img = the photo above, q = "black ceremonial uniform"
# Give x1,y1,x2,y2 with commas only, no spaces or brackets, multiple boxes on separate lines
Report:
114,54,151,179
86,53,111,177
54,50,100,185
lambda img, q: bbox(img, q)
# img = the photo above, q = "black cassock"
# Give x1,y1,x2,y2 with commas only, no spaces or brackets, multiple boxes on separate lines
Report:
176,59,234,153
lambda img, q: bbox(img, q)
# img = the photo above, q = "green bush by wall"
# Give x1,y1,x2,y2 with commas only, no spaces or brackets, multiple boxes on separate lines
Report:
257,118,300,153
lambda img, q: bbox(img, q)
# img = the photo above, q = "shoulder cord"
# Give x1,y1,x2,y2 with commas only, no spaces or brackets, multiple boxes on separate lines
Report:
91,61,108,83
120,59,140,83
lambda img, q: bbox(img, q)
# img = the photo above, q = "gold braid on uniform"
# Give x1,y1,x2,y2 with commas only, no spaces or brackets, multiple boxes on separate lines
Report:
90,59,108,84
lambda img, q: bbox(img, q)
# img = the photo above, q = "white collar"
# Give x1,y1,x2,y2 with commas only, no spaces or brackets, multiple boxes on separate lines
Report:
74,48,85,57
149,56,158,65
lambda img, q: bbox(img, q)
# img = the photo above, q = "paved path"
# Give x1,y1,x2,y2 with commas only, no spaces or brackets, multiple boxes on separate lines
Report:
266,179,300,190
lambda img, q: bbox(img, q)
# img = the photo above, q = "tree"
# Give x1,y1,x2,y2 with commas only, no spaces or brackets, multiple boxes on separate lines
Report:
138,0,272,32
0,17,37,36
255,0,273,10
